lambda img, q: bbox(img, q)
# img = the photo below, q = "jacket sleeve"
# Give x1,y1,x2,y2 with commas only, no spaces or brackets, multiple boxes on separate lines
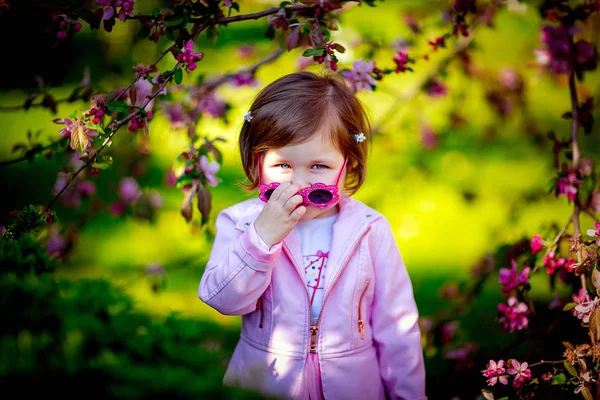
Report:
198,207,283,316
370,218,427,400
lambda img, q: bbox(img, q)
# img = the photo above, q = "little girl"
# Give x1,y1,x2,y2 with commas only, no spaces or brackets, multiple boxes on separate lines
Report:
198,71,426,400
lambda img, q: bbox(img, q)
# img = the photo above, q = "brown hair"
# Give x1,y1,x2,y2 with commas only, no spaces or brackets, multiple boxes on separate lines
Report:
236,70,372,196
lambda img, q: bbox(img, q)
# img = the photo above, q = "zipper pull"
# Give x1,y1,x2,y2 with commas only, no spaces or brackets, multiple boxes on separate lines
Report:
257,297,263,329
358,319,365,339
310,325,318,353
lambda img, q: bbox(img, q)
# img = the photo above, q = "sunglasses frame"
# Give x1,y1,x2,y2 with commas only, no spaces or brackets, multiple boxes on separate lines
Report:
257,156,348,209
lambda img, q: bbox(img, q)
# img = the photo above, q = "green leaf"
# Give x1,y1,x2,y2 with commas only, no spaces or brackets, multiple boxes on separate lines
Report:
562,302,576,311
302,48,325,57
164,14,187,27
563,360,577,377
175,176,194,189
551,373,566,385
152,8,161,18
107,100,130,113
174,68,183,84
265,24,276,40
582,387,594,400
92,161,111,170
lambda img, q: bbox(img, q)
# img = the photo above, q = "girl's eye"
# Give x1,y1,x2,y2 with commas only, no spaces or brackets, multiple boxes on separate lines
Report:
275,164,327,169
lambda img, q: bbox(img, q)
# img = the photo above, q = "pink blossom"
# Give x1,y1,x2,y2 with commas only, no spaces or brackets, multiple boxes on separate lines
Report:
591,191,600,213
556,171,582,202
420,124,438,150
428,36,446,51
128,111,153,134
403,14,421,34
441,320,460,345
118,177,141,204
97,0,135,21
176,40,203,71
131,78,156,112
236,44,255,59
537,24,597,76
232,72,257,87
539,24,576,74
530,234,544,254
198,155,221,187
54,117,99,153
109,201,126,216
196,91,227,118
426,78,447,97
497,297,529,333
481,360,509,386
586,221,600,246
47,225,67,258
133,63,158,79
341,59,377,93
53,171,96,208
579,157,594,176
148,190,164,209
507,360,532,389
162,102,190,129
575,372,596,394
543,251,576,274
267,8,288,29
444,342,478,360
575,40,598,72
498,67,522,91
391,38,410,52
499,259,530,293
222,0,232,7
571,288,599,323
534,48,551,68
548,293,567,310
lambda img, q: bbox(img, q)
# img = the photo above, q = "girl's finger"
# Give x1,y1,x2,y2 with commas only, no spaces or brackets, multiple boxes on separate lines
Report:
269,182,290,202
289,205,306,221
283,194,304,212
278,183,300,205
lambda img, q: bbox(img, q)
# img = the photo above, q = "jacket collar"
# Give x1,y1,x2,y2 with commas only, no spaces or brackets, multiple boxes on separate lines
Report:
233,194,381,294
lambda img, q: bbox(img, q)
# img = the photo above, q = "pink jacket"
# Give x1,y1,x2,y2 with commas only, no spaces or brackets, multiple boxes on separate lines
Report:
198,194,427,400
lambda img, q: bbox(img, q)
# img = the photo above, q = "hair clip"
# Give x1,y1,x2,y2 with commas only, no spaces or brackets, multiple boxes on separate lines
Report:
244,111,253,122
355,132,366,143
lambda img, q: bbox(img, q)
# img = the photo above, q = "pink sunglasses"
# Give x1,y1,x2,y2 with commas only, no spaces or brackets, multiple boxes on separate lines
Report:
257,157,348,209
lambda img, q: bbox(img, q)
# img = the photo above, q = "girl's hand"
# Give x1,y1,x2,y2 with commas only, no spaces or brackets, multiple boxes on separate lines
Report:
254,182,306,247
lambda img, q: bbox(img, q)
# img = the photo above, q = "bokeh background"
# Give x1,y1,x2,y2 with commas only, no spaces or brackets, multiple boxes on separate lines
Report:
2,0,600,398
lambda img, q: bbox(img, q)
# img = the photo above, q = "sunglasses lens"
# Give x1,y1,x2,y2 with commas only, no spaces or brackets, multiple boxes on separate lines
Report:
308,189,333,205
265,188,274,200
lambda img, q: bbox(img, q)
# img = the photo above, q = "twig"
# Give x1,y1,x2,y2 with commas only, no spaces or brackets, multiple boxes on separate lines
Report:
46,23,206,211
201,49,284,90
583,209,599,223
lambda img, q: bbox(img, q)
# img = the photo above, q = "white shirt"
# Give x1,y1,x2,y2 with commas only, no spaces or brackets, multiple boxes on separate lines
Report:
294,213,338,325
255,213,338,325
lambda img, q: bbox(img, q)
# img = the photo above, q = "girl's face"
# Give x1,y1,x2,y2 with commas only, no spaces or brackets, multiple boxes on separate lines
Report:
261,132,346,221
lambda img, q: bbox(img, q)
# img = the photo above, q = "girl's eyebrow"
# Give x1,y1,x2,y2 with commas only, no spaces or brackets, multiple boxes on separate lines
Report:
270,158,334,164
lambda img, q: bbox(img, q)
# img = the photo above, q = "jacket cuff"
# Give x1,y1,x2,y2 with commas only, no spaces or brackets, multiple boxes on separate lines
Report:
235,221,283,272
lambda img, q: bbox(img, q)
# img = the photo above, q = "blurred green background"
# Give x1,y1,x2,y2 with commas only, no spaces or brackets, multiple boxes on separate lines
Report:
1,0,600,398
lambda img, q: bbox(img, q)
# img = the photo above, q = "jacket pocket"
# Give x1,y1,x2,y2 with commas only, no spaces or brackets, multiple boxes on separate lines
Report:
357,279,370,339
257,295,264,329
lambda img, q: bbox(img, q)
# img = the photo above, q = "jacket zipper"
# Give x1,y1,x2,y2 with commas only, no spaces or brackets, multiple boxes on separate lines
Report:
358,280,370,339
284,226,372,354
257,296,264,328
